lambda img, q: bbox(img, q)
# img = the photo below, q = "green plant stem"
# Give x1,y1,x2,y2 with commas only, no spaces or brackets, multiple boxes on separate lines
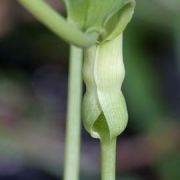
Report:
101,139,117,180
64,45,83,180
17,0,98,47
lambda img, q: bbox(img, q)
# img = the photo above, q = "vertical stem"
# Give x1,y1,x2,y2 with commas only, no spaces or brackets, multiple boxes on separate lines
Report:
64,45,83,180
101,138,117,180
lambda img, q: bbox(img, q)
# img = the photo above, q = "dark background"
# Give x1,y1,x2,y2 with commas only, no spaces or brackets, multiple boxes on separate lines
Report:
0,0,179,179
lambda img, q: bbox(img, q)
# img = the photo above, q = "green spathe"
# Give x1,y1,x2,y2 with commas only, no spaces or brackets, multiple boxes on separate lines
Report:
83,34,128,141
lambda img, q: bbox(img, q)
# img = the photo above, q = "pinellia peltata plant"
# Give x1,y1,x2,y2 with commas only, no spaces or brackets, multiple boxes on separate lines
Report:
17,0,136,180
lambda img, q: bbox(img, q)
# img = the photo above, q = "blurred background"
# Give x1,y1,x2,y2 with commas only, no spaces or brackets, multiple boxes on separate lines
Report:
0,0,179,179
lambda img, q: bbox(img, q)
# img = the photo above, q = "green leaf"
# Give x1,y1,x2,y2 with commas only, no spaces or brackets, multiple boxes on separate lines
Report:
64,0,135,41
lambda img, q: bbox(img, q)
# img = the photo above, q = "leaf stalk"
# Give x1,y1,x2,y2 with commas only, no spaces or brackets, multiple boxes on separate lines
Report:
64,45,83,180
